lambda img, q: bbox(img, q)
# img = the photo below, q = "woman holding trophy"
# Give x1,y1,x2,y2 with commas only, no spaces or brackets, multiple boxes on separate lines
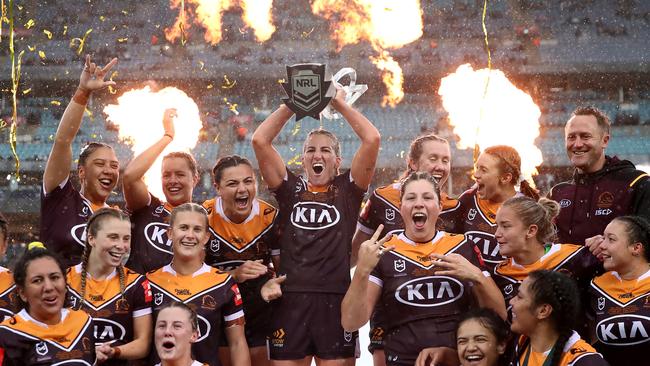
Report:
252,64,380,366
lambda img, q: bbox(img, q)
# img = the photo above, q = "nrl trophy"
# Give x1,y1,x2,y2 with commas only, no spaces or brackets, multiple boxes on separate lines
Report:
282,64,367,121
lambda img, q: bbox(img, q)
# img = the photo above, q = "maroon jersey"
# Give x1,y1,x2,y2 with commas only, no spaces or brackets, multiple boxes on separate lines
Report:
147,264,244,366
589,269,650,365
0,267,16,321
0,308,95,365
369,231,488,364
513,333,608,366
127,194,173,274
439,187,517,271
493,243,600,318
41,178,107,267
273,169,365,294
66,265,152,365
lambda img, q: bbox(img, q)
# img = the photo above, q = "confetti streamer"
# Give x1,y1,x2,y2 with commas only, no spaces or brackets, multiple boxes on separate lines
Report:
70,28,93,55
43,29,52,39
474,0,492,164
24,19,34,29
8,0,21,176
221,75,236,89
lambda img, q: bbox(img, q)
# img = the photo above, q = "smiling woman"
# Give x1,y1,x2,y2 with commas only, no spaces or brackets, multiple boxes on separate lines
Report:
341,172,506,366
42,55,119,268
122,108,200,274
0,243,96,365
146,203,251,366
66,208,153,365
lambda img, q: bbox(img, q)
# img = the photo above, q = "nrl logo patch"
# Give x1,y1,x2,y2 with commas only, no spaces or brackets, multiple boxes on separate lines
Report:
282,63,334,121
385,209,396,221
394,259,406,272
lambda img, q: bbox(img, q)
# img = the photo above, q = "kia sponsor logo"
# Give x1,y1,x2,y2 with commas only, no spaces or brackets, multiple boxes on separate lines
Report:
395,276,464,307
196,314,212,342
290,202,340,230
559,199,571,208
94,318,127,343
71,224,88,247
466,231,503,264
597,315,650,346
145,222,172,254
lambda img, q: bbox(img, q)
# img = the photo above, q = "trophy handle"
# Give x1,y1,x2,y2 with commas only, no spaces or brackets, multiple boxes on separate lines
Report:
322,67,368,120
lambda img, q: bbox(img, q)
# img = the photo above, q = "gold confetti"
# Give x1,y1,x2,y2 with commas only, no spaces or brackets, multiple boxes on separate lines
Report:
223,98,239,115
291,122,301,136
99,15,105,21
287,155,302,166
43,29,52,39
198,61,204,70
24,19,34,29
38,50,45,59
206,84,214,89
221,75,236,89
50,100,61,106
84,107,93,120
108,70,117,94
21,88,31,95
27,45,35,51
301,27,314,38
121,10,128,15
213,133,220,143
117,37,128,43
112,25,117,31
277,78,285,84
70,28,92,55
63,25,67,35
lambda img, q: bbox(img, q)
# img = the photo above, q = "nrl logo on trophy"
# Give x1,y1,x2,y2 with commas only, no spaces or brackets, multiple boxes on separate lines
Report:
282,63,334,121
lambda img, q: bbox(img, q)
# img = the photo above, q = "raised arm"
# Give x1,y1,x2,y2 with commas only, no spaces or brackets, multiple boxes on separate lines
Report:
331,88,381,190
341,225,392,331
251,105,293,190
122,109,176,211
43,55,117,194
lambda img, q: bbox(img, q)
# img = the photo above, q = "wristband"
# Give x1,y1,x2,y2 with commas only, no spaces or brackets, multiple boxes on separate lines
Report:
73,87,91,105
164,133,174,140
111,346,121,359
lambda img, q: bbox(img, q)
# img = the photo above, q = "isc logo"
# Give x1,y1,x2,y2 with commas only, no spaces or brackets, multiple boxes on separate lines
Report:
290,202,341,230
597,315,650,345
465,231,503,264
145,222,172,254
395,276,464,307
94,318,127,342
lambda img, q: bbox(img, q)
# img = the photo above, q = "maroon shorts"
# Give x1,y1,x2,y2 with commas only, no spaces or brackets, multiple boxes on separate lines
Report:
268,292,359,360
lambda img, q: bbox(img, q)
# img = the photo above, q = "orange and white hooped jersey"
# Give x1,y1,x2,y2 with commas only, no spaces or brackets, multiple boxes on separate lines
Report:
147,263,244,366
66,265,152,347
589,269,650,365
0,308,95,365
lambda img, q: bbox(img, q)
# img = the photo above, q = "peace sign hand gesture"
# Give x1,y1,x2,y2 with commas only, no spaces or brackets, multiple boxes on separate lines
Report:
357,224,394,275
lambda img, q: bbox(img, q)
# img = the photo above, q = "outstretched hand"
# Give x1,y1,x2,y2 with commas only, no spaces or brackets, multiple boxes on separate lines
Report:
79,55,118,92
261,274,286,302
430,253,484,283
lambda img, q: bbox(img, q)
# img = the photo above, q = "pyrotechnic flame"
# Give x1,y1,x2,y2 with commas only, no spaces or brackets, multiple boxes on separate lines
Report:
438,64,543,183
166,0,275,45
312,0,422,107
103,86,202,199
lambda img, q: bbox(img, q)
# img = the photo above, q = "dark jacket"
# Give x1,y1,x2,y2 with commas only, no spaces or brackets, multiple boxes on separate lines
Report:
549,156,650,244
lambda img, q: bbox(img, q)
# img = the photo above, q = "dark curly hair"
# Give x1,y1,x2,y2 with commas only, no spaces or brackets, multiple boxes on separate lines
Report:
524,270,581,366
12,244,68,313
